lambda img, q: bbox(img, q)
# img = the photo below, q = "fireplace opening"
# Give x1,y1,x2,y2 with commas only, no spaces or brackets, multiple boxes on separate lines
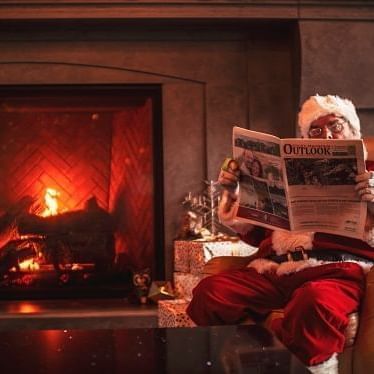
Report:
0,85,164,299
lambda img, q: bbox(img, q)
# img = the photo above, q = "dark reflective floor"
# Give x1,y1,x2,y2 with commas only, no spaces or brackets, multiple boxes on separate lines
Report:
0,324,309,373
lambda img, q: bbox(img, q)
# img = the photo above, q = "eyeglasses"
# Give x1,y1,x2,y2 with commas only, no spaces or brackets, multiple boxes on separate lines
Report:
308,119,347,138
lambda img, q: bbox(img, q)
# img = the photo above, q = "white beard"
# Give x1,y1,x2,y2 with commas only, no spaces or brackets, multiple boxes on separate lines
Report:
271,230,314,255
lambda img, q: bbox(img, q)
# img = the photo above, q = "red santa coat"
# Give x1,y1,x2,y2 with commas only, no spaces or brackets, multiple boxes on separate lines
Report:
187,161,374,367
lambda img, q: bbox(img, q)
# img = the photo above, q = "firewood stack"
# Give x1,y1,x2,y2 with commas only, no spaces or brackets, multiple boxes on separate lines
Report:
0,196,115,280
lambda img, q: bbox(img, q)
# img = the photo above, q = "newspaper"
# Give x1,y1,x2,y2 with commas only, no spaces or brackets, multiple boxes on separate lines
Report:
232,126,367,239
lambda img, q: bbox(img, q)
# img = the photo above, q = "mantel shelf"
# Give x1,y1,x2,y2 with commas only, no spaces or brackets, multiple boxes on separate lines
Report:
0,1,374,21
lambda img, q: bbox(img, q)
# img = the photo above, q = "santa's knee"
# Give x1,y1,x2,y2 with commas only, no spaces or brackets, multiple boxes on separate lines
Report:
286,284,329,319
187,275,224,324
191,275,223,302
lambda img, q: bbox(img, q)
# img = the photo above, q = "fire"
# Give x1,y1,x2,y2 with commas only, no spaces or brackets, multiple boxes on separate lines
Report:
41,188,60,217
17,258,40,272
16,187,59,270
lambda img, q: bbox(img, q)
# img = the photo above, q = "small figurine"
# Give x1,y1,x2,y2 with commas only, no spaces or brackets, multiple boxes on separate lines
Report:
132,268,151,304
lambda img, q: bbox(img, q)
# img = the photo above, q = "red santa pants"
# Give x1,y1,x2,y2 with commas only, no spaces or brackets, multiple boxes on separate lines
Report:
186,262,365,366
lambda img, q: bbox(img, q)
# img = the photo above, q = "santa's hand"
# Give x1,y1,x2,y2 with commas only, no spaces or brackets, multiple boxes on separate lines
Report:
218,160,254,235
355,171,374,215
218,158,240,189
355,171,374,201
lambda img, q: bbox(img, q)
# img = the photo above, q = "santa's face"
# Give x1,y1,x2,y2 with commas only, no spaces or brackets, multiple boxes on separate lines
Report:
307,114,355,140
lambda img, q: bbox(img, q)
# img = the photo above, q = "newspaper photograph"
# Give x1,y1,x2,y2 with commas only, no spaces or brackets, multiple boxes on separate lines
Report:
232,126,367,239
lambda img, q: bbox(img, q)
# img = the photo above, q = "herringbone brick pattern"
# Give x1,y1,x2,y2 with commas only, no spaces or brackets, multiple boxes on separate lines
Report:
0,111,111,212
110,99,154,269
0,98,154,269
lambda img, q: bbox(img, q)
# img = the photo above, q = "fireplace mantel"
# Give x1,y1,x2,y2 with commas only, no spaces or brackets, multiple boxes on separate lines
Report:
0,1,373,21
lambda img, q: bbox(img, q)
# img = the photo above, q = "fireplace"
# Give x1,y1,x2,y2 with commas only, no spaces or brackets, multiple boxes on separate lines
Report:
0,16,301,296
0,85,164,298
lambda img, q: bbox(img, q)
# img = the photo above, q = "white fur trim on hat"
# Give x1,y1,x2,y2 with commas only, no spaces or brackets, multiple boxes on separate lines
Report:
298,95,361,139
272,230,314,255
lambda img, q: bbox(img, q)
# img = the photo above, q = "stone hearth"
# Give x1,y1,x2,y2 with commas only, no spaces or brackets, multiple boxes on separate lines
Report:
0,298,158,330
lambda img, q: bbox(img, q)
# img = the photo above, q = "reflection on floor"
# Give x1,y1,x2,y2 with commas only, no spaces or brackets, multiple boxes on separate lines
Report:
0,299,158,330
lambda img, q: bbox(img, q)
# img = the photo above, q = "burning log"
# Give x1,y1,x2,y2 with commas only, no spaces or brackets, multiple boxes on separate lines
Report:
17,197,115,272
0,240,37,277
18,197,113,235
0,197,36,278
0,196,34,248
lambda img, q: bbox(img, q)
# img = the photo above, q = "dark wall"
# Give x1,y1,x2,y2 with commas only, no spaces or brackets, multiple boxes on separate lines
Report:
247,23,300,137
299,20,374,137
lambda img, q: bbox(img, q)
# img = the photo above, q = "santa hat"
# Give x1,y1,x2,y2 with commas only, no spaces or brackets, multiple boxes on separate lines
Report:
298,94,361,139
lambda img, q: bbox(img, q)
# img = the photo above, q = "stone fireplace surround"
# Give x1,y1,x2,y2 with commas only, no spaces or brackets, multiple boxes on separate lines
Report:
0,20,299,283
1,0,374,290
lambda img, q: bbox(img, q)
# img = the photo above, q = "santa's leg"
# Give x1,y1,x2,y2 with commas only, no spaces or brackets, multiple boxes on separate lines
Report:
271,262,365,369
187,267,284,325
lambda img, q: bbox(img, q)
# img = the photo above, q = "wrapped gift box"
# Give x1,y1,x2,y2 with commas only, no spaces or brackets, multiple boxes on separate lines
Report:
158,299,196,328
174,240,196,273
173,272,204,301
174,239,256,275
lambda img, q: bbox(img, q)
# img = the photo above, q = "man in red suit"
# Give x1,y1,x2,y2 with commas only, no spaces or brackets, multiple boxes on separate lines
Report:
187,95,374,374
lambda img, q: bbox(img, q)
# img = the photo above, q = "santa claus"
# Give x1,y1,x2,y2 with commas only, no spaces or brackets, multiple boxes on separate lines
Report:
187,95,374,374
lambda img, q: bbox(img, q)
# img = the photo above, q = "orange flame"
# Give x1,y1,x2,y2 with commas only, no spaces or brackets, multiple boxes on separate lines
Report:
17,188,61,272
41,188,60,217
18,258,40,272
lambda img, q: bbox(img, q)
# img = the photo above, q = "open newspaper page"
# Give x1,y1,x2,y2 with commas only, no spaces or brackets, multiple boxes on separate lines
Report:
282,138,366,239
233,127,291,230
